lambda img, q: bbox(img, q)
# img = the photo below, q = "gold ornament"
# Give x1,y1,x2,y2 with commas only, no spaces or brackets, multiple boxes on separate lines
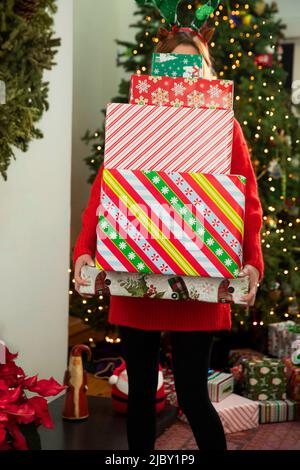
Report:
243,14,253,26
254,0,266,16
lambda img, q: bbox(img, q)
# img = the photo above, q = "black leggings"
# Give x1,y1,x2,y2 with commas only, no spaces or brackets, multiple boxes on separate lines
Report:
119,325,227,451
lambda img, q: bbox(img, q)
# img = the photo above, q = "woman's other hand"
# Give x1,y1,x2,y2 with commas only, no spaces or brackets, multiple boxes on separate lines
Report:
74,254,95,298
239,264,260,306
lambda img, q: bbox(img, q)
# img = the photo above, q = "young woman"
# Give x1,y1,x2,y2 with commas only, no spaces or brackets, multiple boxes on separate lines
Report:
73,29,264,451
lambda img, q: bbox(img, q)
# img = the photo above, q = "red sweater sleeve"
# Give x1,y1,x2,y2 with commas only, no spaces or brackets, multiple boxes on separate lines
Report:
72,165,103,268
231,119,265,281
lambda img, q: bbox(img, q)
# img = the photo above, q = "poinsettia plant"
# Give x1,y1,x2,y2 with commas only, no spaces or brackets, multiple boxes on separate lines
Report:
0,346,65,450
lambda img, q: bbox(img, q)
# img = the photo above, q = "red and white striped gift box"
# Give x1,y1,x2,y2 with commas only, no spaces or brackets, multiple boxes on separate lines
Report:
212,393,259,434
104,103,234,173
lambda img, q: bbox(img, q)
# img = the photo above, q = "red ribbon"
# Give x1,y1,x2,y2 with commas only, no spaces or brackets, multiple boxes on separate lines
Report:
171,25,207,44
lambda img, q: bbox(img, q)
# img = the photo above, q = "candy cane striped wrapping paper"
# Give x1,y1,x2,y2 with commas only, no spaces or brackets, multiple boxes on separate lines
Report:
104,103,234,173
163,368,259,432
212,394,259,434
96,169,246,278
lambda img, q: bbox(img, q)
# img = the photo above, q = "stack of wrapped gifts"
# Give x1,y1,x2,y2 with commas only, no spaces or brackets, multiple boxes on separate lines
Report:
163,366,259,434
229,347,300,424
163,345,300,431
162,340,300,431
84,51,251,305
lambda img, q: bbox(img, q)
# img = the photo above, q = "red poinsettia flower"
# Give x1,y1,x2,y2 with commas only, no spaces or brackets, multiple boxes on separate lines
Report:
0,346,65,450
4,402,36,424
27,396,54,429
5,348,18,363
4,422,28,450
0,385,22,406
0,360,25,388
25,377,65,397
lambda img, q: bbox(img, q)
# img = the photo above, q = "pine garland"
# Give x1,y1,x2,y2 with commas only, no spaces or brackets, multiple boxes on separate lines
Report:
0,0,61,180
14,0,41,20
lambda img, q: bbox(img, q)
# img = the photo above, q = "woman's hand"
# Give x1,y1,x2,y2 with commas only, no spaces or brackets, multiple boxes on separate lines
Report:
74,254,95,298
239,264,260,306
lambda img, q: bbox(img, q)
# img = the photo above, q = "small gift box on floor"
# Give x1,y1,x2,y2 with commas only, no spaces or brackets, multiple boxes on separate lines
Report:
96,169,246,278
241,357,287,401
212,394,259,434
268,321,299,359
162,367,236,424
284,358,300,402
257,399,297,424
103,103,234,174
151,53,203,78
129,75,234,110
207,372,234,402
228,348,264,367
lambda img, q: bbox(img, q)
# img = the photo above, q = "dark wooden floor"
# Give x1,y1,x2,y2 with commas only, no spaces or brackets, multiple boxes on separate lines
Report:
40,396,178,450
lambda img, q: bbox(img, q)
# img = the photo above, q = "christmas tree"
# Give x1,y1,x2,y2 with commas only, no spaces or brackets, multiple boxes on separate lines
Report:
70,0,300,334
0,0,61,180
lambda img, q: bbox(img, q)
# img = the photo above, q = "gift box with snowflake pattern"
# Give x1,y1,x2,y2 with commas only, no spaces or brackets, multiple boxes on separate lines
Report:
241,357,287,401
96,169,246,278
151,52,203,78
130,75,234,110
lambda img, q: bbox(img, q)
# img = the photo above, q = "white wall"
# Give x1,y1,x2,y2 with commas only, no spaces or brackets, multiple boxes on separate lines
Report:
0,0,73,386
293,38,300,80
71,0,135,247
273,0,300,39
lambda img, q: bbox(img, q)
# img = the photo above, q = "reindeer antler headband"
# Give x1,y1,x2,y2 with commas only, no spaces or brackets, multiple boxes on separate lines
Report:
135,0,220,43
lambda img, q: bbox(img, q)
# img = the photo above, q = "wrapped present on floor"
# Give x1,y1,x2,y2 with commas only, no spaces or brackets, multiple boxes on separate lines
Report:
228,349,264,394
162,367,178,409
228,348,264,367
212,394,259,434
129,75,234,110
163,367,235,424
268,321,300,358
241,356,287,401
284,358,300,402
104,103,234,174
96,169,246,278
151,52,203,78
258,399,297,424
80,267,249,305
207,372,234,402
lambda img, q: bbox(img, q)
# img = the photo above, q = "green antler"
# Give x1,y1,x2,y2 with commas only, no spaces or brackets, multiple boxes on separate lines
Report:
191,0,220,31
135,0,181,26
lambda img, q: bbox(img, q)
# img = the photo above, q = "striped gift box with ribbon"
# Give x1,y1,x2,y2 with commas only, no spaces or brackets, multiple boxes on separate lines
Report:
258,399,297,423
208,372,234,402
96,169,246,278
104,103,234,174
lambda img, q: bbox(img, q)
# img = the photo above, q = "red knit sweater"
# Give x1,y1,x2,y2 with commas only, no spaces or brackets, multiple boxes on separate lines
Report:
73,119,264,331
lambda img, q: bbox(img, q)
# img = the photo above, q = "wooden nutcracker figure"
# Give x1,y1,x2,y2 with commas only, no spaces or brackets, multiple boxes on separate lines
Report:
62,344,92,420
